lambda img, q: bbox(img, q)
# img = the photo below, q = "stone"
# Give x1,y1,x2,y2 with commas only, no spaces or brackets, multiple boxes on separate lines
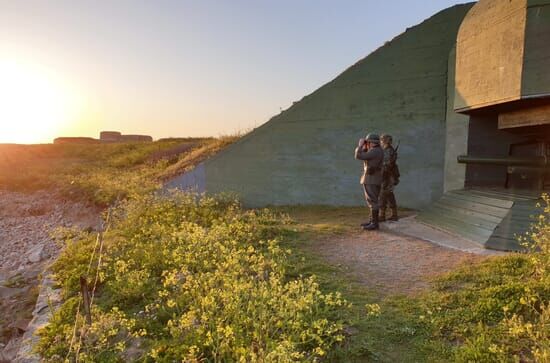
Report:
9,319,31,334
121,338,145,361
0,286,24,299
1,338,21,362
21,267,41,281
27,245,44,264
15,276,61,363
0,351,10,363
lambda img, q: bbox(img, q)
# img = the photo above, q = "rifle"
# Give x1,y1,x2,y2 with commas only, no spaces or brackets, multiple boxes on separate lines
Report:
393,140,400,183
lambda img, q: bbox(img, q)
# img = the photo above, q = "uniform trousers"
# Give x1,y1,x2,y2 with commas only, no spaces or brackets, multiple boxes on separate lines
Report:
363,184,381,211
379,176,397,210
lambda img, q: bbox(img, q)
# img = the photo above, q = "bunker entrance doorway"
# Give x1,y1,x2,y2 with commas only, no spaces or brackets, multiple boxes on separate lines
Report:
458,112,550,193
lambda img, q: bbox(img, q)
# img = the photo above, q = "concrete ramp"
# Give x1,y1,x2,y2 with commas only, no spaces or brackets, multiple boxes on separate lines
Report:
417,189,542,251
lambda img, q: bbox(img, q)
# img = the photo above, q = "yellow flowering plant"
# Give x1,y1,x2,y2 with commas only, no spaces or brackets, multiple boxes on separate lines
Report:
38,191,348,362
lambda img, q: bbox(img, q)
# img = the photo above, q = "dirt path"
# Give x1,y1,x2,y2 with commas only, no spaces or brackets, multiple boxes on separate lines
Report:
314,228,486,296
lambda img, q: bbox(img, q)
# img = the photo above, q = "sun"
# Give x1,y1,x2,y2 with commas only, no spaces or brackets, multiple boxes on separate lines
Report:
0,59,76,144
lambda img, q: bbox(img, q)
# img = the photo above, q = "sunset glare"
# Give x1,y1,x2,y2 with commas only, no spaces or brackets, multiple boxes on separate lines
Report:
0,59,78,144
0,1,463,144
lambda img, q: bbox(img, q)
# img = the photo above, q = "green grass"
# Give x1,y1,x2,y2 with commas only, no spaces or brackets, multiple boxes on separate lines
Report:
0,137,236,206
271,205,414,233
424,254,550,362
275,202,550,362
276,207,452,362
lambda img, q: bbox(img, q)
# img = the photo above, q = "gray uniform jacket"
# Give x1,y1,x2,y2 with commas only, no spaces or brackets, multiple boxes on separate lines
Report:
355,145,384,185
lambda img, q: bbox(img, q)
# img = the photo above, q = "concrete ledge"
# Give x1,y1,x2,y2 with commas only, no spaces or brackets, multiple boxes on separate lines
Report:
382,215,505,256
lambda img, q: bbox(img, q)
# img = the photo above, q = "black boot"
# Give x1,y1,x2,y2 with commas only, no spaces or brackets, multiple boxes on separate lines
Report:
360,214,372,227
379,208,386,222
363,210,379,230
379,193,387,222
389,207,399,221
388,194,398,221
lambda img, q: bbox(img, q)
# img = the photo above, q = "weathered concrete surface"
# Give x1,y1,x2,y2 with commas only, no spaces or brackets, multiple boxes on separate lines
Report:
98,131,153,143
444,47,469,192
455,0,527,112
383,216,504,255
455,0,550,111
523,0,550,97
165,162,206,193
202,4,474,208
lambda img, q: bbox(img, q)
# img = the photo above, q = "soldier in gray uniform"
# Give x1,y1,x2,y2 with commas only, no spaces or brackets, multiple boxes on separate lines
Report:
355,133,384,230
379,134,399,221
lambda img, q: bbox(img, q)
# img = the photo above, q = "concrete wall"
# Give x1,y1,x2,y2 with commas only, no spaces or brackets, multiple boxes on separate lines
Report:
99,131,122,142
120,135,154,142
444,47,470,192
99,131,153,143
179,4,473,208
455,0,527,112
165,163,206,193
522,0,550,97
454,0,550,112
53,137,100,145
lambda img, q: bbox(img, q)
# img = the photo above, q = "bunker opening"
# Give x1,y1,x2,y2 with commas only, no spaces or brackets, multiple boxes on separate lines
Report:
458,100,550,193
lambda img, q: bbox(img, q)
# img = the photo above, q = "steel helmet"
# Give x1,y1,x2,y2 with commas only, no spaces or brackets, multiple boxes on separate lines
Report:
365,133,380,144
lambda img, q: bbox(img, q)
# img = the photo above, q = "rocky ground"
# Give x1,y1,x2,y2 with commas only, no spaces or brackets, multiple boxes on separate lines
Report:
0,190,100,362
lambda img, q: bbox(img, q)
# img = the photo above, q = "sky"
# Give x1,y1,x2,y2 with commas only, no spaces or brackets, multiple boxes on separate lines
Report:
0,0,465,144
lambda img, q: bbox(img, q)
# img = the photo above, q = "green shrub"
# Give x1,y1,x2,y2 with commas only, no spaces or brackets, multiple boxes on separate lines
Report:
38,192,348,362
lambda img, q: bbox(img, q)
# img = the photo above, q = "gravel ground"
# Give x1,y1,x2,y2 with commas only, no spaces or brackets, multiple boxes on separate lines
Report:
0,189,100,362
314,227,486,296
0,190,100,271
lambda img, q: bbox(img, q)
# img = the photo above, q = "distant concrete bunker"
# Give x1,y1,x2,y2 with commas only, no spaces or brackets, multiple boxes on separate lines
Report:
170,0,550,251
99,131,153,143
54,131,153,144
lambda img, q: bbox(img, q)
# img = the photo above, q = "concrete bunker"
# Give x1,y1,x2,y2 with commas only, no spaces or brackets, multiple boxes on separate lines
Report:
171,4,475,208
422,0,550,251
444,0,550,193
170,1,550,251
